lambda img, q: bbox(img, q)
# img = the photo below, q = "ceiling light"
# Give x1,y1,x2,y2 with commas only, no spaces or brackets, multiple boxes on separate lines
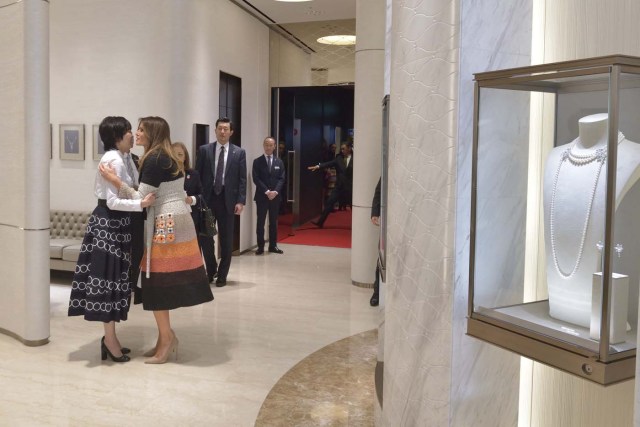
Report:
275,0,313,2
316,35,356,46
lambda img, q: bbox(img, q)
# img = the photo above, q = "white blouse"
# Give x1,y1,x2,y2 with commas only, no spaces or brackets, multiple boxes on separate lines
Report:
94,150,142,212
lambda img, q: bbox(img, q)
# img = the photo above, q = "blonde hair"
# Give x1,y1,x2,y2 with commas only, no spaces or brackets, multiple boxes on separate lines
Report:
138,116,181,176
171,141,191,173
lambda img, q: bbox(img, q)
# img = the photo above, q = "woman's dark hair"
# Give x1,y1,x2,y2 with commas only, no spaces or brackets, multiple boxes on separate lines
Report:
99,116,132,151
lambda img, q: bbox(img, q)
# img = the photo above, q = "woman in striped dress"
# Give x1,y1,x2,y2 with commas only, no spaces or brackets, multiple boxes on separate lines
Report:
102,116,213,364
68,116,156,363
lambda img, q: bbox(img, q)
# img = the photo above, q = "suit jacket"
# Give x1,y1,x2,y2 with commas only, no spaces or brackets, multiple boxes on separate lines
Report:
196,142,247,214
319,154,353,192
371,178,381,217
183,169,203,233
252,155,285,202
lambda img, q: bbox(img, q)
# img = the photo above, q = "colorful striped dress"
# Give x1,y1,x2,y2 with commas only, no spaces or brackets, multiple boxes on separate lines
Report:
122,152,213,310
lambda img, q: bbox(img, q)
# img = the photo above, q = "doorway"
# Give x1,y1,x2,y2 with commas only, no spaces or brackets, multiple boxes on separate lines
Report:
219,71,242,254
272,85,354,233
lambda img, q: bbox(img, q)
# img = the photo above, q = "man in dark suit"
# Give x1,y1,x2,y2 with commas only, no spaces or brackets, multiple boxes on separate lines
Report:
307,143,353,228
252,137,286,255
196,117,247,287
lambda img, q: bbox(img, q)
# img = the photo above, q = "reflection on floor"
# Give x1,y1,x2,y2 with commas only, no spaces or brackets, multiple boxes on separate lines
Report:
0,244,378,426
255,329,377,427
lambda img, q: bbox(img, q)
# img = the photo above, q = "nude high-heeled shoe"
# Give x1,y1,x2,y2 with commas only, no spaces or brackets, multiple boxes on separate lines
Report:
144,336,179,364
142,347,157,357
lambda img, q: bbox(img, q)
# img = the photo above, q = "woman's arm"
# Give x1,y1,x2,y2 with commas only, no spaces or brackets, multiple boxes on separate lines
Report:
99,161,155,208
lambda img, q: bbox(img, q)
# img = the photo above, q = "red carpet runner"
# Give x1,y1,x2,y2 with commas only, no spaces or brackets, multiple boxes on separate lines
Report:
277,210,352,248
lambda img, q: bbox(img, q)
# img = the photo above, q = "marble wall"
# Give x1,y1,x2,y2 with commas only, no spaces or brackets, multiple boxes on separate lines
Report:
451,1,533,426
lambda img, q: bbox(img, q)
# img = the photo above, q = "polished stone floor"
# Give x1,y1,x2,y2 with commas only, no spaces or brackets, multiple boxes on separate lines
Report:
255,329,377,427
0,244,378,426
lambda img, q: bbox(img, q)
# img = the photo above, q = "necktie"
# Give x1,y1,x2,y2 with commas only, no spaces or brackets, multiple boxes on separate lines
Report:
124,153,135,182
214,145,225,195
343,156,348,168
267,155,272,171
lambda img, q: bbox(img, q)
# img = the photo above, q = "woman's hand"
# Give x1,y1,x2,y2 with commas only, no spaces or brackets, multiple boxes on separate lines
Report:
141,193,156,208
307,165,320,172
98,162,122,187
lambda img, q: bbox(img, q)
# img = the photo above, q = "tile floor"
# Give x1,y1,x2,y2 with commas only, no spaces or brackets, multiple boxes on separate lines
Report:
0,244,378,426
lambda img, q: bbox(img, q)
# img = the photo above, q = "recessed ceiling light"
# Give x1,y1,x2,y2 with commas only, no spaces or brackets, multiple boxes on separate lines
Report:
316,35,356,46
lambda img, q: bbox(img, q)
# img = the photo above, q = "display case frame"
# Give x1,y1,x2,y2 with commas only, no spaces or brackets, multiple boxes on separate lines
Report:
467,55,640,385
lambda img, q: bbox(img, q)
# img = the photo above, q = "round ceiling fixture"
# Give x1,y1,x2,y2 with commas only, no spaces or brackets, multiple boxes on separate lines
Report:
316,35,356,46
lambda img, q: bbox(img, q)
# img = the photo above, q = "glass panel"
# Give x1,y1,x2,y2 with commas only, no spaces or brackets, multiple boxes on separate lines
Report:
474,87,531,311
472,70,629,355
607,71,640,355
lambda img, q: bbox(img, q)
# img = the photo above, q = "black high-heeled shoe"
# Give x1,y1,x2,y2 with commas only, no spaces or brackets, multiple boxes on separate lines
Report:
100,336,130,354
101,337,131,362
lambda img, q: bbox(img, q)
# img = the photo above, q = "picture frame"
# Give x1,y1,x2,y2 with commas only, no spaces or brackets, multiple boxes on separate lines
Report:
59,124,85,160
93,124,105,161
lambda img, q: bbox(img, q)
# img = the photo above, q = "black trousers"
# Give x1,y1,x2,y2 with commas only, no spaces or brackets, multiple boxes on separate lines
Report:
210,190,235,280
256,196,280,249
197,234,217,281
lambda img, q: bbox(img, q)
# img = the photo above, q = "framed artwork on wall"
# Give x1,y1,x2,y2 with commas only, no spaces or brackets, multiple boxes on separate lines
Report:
59,124,84,160
93,124,105,160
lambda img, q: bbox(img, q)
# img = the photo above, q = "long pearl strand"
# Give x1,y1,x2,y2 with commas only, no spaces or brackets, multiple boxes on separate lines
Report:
549,132,624,279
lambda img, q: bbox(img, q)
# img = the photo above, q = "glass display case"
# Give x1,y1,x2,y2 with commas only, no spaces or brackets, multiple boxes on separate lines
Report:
467,55,640,385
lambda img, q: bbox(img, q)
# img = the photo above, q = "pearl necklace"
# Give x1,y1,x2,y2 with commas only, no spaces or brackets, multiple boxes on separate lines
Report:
549,132,624,279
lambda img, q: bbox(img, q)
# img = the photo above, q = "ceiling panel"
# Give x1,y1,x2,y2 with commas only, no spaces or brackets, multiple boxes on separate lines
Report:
242,0,355,24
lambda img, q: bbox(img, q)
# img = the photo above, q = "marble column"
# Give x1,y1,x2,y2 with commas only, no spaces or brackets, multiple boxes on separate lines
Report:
351,0,386,287
0,0,50,345
383,0,460,424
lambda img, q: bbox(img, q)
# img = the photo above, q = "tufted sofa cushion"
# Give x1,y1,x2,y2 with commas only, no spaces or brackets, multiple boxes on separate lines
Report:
50,211,90,239
50,210,91,271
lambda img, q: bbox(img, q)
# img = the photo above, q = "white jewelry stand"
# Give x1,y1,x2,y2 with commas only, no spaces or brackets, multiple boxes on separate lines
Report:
590,272,629,343
543,113,640,328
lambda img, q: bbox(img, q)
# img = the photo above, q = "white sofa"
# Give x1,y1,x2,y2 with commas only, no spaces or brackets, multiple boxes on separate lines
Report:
49,210,90,272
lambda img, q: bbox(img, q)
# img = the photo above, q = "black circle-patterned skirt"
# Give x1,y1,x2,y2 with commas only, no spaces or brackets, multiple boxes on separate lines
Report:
68,204,132,322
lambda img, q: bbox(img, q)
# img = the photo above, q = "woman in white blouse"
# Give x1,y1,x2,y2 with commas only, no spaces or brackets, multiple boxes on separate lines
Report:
68,116,155,363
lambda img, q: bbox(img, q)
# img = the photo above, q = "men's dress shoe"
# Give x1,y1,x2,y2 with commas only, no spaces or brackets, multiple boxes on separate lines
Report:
311,221,323,228
215,278,227,287
256,248,264,255
370,293,379,307
268,247,284,254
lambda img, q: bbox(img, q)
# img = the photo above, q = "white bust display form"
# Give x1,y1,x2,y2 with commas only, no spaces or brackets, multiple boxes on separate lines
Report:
543,113,640,328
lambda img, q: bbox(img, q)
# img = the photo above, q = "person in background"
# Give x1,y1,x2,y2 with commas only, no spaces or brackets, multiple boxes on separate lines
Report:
68,116,155,363
307,143,353,228
370,178,381,306
101,116,213,364
172,141,217,282
195,117,247,288
252,137,285,255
